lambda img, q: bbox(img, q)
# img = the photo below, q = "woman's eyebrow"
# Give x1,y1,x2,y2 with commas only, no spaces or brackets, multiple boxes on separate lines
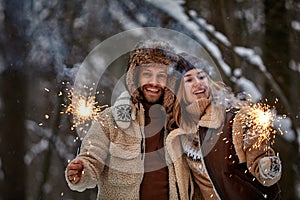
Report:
184,74,192,78
197,71,206,76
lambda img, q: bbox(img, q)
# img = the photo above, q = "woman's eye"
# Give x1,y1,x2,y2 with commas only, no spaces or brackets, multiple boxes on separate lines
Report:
197,75,206,80
184,78,193,83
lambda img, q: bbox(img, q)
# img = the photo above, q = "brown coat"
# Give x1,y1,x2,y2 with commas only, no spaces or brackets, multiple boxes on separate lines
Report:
167,105,282,200
200,109,281,199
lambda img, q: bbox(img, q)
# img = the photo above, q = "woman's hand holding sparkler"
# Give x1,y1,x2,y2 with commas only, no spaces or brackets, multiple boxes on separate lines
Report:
238,102,282,183
258,156,282,180
233,102,283,185
67,159,84,184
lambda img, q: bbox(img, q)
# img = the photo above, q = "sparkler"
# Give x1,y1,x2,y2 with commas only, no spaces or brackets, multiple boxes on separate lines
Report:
240,100,283,151
61,83,107,136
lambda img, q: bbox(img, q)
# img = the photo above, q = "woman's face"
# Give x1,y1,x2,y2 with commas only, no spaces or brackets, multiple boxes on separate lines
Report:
183,68,210,104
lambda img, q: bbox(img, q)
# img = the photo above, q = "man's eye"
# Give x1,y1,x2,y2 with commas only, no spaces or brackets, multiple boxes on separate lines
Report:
158,73,167,79
142,72,152,77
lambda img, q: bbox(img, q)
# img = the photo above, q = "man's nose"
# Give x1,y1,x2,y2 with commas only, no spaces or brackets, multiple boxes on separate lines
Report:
148,75,159,85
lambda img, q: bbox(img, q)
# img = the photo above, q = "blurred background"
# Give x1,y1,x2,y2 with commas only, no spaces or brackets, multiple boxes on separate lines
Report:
0,0,299,199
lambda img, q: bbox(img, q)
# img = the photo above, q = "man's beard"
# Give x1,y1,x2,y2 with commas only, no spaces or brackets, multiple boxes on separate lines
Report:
138,84,165,105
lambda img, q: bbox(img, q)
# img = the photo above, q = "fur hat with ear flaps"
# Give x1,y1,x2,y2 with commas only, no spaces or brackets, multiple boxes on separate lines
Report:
125,40,178,129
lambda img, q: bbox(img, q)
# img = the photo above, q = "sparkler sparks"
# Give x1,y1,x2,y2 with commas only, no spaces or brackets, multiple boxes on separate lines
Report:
249,104,274,130
61,83,107,136
240,101,282,150
66,94,99,128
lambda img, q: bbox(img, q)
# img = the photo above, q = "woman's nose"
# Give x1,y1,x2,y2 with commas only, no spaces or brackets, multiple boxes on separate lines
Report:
193,78,201,86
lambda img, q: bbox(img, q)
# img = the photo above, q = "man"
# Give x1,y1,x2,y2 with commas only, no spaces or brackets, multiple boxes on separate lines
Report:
65,40,191,199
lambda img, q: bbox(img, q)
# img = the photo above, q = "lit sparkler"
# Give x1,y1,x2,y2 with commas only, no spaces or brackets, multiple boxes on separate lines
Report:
61,84,107,136
241,101,279,150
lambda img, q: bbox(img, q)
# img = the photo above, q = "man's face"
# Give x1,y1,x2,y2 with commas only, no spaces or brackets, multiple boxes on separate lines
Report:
138,64,168,104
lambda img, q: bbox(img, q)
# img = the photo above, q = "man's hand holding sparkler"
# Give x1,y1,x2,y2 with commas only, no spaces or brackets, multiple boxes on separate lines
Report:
67,160,84,184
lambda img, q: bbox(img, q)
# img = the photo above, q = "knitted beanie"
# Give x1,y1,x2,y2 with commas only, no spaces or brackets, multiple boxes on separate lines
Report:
176,52,209,75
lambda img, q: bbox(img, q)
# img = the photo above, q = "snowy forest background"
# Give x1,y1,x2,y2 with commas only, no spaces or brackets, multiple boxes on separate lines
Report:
0,0,299,199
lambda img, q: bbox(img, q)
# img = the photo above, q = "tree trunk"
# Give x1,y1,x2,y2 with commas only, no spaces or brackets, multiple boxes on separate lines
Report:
0,71,27,200
264,1,298,199
0,0,28,199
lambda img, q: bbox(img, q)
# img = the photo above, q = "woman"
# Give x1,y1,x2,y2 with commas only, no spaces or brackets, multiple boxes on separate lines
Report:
166,53,282,199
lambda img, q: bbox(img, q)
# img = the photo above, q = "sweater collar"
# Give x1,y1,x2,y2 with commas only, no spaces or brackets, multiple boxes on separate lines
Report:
185,99,225,130
198,103,225,129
